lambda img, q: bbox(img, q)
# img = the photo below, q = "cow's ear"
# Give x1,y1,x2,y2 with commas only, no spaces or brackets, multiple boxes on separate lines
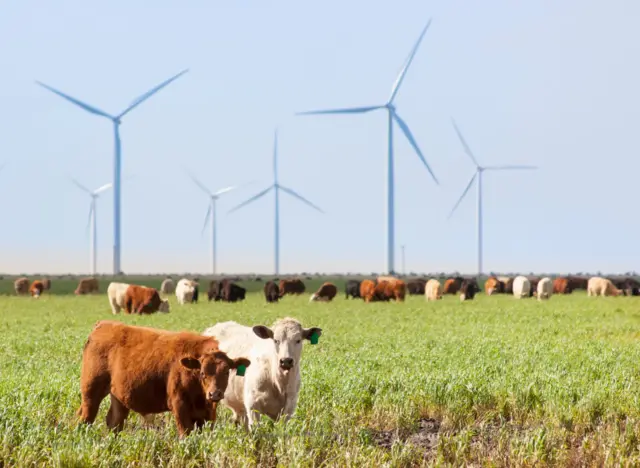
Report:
303,327,322,341
252,325,274,340
231,357,251,369
180,357,201,370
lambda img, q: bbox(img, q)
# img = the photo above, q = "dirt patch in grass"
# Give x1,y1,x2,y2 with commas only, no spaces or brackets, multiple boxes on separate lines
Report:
369,417,439,451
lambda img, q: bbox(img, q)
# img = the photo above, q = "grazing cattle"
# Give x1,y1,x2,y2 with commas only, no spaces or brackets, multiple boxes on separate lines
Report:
30,280,44,298
176,279,198,305
202,318,321,429
192,283,199,303
406,279,427,295
160,278,175,295
124,285,170,314
107,282,130,315
567,276,589,291
222,282,246,303
374,280,406,302
484,276,504,295
553,277,572,294
41,278,51,291
345,280,361,299
537,277,553,300
208,280,228,302
443,277,464,295
512,276,531,299
77,320,250,437
459,279,480,301
528,276,541,298
75,277,99,295
278,279,306,297
360,280,377,303
609,277,640,296
264,281,280,303
309,282,338,302
424,279,442,301
497,276,514,294
587,277,622,297
14,277,29,296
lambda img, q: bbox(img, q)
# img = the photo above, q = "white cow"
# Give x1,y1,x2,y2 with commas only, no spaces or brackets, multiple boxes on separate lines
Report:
202,317,322,429
512,276,531,299
537,277,553,301
160,278,175,295
175,278,196,305
107,282,130,315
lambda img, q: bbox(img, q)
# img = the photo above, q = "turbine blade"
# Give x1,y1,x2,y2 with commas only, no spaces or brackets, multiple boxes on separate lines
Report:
296,105,383,116
228,186,273,214
185,170,212,196
278,185,324,213
392,111,439,184
448,173,477,219
451,118,480,167
484,165,538,171
389,18,432,103
70,177,91,194
213,185,238,197
202,205,211,235
93,183,112,195
118,68,189,118
35,81,113,119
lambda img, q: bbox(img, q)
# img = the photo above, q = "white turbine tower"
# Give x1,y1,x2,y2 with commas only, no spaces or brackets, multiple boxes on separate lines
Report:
297,19,438,275
448,118,537,277
71,178,113,276
187,172,249,275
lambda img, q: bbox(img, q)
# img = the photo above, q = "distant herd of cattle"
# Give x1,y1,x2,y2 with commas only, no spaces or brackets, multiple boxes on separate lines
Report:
10,273,640,309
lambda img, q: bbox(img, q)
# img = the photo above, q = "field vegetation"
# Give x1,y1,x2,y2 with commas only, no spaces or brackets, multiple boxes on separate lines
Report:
1,282,640,466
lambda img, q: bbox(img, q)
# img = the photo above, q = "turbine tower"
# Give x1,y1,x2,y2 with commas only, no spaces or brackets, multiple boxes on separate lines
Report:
296,20,438,275
187,171,248,275
228,130,323,275
448,118,537,277
70,178,112,276
36,69,189,275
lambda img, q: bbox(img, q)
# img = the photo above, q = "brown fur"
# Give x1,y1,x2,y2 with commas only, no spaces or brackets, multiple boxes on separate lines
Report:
124,285,166,314
75,277,99,295
14,277,29,295
484,277,504,295
360,279,376,303
278,279,306,297
41,278,51,291
264,281,280,303
76,320,250,437
30,280,44,298
443,278,462,295
553,278,572,294
310,282,338,302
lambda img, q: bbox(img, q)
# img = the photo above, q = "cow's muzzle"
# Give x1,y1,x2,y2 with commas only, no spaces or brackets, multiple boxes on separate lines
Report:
279,358,294,370
207,390,224,402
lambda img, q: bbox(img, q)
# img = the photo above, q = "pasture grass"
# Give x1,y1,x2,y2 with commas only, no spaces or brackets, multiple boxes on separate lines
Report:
1,292,640,466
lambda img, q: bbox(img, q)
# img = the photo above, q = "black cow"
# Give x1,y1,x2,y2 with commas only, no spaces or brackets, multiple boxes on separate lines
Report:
191,284,199,303
460,279,480,301
609,277,640,296
222,282,246,303
345,280,361,299
406,279,427,295
264,281,280,303
207,279,229,302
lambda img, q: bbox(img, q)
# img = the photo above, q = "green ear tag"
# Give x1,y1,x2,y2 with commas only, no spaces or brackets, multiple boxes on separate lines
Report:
236,364,246,377
310,332,320,345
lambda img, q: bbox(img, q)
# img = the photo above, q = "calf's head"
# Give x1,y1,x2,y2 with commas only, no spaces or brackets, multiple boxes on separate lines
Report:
252,318,322,375
181,351,250,402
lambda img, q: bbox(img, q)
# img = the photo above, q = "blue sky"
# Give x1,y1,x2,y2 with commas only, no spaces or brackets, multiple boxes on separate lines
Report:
0,0,638,275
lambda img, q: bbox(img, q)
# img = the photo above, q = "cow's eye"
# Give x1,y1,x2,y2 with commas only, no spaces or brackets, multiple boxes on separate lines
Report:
274,340,280,345
296,339,301,344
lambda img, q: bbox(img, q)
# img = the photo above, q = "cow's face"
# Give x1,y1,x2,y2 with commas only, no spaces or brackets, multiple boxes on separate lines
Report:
181,351,250,402
158,300,170,313
253,320,322,375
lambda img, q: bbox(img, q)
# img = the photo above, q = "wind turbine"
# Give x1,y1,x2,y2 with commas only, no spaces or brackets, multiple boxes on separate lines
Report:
71,178,113,276
296,19,438,275
36,68,189,275
228,130,323,275
187,171,251,275
448,118,537,277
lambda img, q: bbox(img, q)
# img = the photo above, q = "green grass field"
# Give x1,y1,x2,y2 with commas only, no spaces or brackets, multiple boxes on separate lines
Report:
1,291,640,466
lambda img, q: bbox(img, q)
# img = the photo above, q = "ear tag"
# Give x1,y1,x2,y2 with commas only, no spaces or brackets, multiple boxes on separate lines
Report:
310,332,320,345
236,364,247,376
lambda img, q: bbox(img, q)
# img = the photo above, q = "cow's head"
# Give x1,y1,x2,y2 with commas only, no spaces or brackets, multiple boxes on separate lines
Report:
252,318,322,375
181,351,250,402
158,299,170,313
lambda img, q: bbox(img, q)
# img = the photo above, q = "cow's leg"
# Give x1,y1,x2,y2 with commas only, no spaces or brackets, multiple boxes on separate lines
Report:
246,408,261,429
77,371,110,424
171,400,194,438
106,394,130,432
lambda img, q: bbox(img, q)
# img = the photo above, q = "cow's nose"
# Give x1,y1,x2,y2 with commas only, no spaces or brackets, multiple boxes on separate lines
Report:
207,390,223,401
280,358,294,369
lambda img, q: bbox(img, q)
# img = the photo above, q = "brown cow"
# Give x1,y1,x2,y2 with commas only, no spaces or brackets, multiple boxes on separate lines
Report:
567,276,589,291
30,280,45,298
373,280,406,302
553,277,572,294
484,276,504,295
360,279,377,303
75,277,99,295
264,281,280,303
76,320,251,437
406,279,427,295
41,278,51,291
443,277,464,295
14,277,29,295
309,282,338,302
376,275,399,284
278,279,306,297
124,285,170,314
